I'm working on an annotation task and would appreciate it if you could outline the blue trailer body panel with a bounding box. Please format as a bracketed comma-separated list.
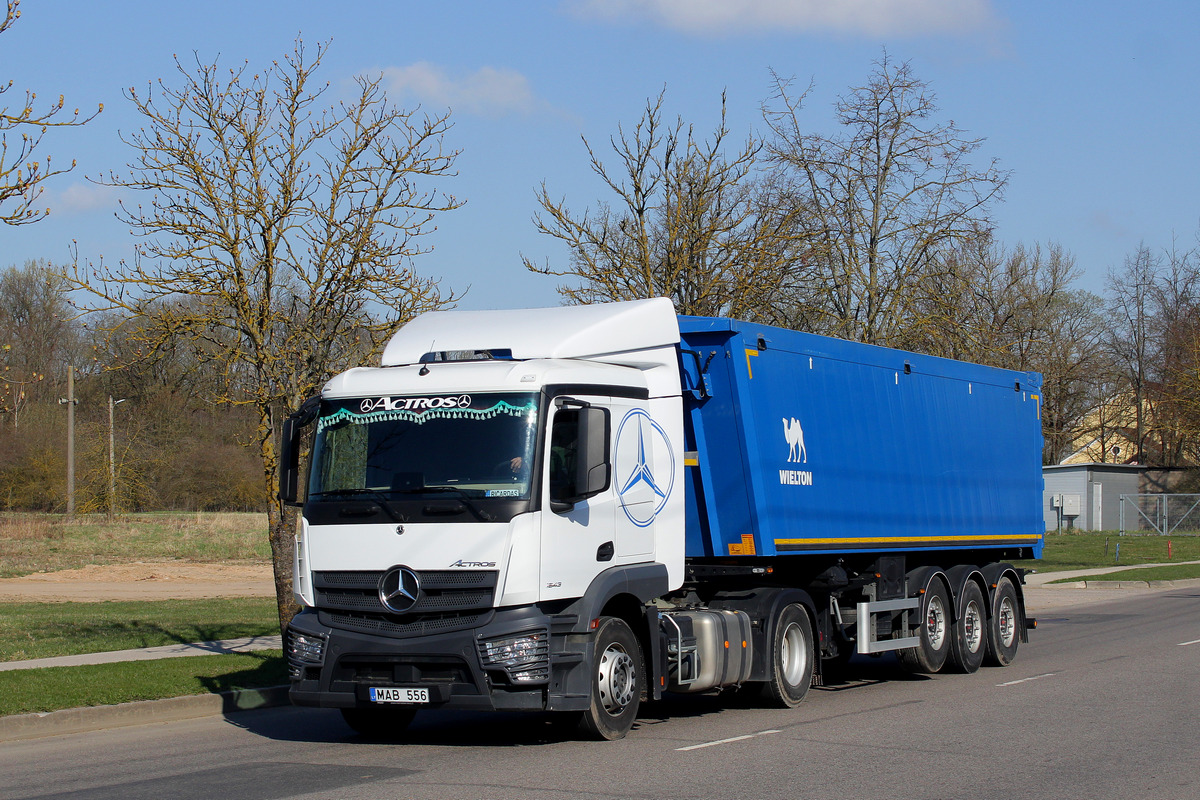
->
[677, 316, 1044, 561]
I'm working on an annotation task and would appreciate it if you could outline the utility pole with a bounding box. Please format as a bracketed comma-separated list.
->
[108, 395, 127, 520]
[58, 365, 77, 518]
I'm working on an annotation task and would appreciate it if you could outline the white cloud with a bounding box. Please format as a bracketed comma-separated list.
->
[381, 62, 539, 118]
[565, 0, 998, 37]
[54, 182, 118, 215]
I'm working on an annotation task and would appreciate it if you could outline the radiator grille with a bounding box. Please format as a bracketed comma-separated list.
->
[312, 569, 498, 639]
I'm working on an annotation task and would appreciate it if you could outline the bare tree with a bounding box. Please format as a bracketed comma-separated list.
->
[1106, 243, 1160, 464]
[1035, 290, 1111, 464]
[1101, 238, 1200, 467]
[0, 1, 101, 225]
[1165, 312, 1200, 466]
[909, 238, 1107, 464]
[1150, 240, 1200, 465]
[0, 0, 99, 418]
[763, 54, 1008, 345]
[523, 92, 814, 319]
[64, 39, 463, 630]
[912, 239, 1076, 363]
[0, 260, 81, 424]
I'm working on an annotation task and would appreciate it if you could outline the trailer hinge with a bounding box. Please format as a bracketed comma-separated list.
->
[681, 349, 715, 399]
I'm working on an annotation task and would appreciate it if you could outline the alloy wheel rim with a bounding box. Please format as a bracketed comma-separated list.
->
[597, 643, 635, 714]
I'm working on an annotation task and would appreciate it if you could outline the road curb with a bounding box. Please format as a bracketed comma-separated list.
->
[1040, 578, 1200, 590]
[1086, 578, 1200, 589]
[0, 685, 290, 742]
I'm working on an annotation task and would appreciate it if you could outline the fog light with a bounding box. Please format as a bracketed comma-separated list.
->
[287, 630, 326, 665]
[509, 666, 550, 682]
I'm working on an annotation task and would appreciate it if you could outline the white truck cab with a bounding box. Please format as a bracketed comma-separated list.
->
[283, 298, 688, 739]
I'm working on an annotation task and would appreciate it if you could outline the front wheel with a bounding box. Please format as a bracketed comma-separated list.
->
[577, 616, 642, 740]
[762, 603, 815, 708]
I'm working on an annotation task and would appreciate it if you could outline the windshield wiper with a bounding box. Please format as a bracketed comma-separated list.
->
[398, 485, 496, 522]
[310, 488, 404, 522]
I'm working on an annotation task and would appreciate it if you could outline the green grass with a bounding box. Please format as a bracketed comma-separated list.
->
[0, 513, 285, 718]
[0, 598, 280, 662]
[0, 651, 287, 717]
[1049, 563, 1200, 584]
[1019, 531, 1200, 572]
[0, 512, 270, 577]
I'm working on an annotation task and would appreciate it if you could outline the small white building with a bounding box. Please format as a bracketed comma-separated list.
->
[1042, 463, 1146, 532]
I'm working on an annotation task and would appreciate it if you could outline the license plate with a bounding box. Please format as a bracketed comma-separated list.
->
[369, 687, 429, 704]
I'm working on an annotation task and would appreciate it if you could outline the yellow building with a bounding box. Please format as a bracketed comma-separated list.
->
[1059, 388, 1188, 466]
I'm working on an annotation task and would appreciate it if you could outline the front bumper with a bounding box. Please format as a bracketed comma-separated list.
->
[286, 606, 593, 713]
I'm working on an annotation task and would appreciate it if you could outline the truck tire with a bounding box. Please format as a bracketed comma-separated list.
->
[577, 616, 642, 740]
[985, 576, 1021, 667]
[340, 706, 417, 739]
[762, 603, 815, 708]
[898, 578, 950, 674]
[947, 580, 987, 673]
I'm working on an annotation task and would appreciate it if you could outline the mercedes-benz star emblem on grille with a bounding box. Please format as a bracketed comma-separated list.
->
[378, 566, 421, 614]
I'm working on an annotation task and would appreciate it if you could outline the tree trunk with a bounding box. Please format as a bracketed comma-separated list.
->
[260, 407, 301, 634]
[266, 486, 301, 635]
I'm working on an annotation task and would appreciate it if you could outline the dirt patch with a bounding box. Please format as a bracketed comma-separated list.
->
[0, 562, 275, 603]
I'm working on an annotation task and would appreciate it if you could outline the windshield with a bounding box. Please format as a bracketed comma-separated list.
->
[308, 392, 540, 501]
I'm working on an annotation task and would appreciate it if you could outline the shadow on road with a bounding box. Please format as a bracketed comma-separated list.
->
[221, 654, 939, 747]
[225, 704, 602, 747]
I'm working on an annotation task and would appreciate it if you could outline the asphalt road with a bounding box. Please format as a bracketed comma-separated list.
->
[3, 587, 1199, 800]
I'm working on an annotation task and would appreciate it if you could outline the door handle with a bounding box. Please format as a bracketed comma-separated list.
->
[596, 541, 614, 562]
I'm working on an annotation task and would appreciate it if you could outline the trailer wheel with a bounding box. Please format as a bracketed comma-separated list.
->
[947, 580, 987, 673]
[762, 603, 815, 708]
[340, 706, 417, 739]
[577, 616, 642, 740]
[898, 579, 950, 674]
[985, 577, 1021, 667]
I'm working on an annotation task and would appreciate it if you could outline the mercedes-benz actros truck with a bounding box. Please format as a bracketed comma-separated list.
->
[280, 298, 1042, 740]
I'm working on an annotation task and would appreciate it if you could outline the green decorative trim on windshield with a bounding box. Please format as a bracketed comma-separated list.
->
[317, 400, 537, 433]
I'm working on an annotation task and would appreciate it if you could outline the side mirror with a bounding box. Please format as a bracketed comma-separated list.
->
[278, 416, 303, 506]
[548, 403, 610, 514]
[278, 396, 320, 506]
[575, 406, 610, 499]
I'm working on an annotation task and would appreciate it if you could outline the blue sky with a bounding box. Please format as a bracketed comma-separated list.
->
[2, 0, 1197, 311]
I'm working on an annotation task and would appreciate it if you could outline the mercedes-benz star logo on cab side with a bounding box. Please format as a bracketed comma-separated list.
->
[378, 566, 421, 614]
[613, 408, 675, 528]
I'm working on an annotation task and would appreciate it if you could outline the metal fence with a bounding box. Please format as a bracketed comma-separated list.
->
[1119, 494, 1200, 535]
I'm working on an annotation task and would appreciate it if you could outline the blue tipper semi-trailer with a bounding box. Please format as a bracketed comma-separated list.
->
[280, 297, 1044, 740]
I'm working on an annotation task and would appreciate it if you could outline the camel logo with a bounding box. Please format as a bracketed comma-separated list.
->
[614, 409, 675, 527]
[783, 417, 807, 463]
[780, 416, 813, 487]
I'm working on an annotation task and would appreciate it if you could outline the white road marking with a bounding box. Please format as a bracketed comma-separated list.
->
[997, 672, 1057, 687]
[1178, 639, 1200, 647]
[676, 729, 781, 751]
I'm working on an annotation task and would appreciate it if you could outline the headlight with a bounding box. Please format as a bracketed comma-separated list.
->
[477, 630, 550, 683]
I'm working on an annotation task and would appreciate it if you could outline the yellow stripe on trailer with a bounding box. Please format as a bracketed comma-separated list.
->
[774, 534, 1043, 547]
